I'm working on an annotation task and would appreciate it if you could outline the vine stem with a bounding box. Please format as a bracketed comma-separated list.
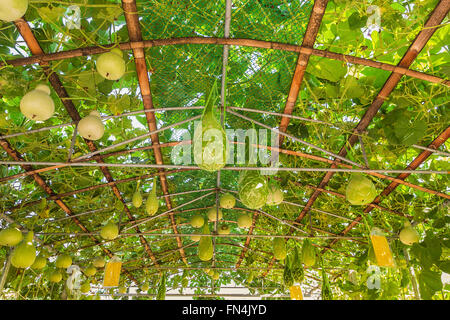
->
[16, 269, 26, 300]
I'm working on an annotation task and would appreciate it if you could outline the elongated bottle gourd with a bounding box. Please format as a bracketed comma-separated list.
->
[146, 177, 159, 216]
[273, 238, 287, 260]
[302, 239, 316, 267]
[132, 181, 143, 208]
[198, 223, 213, 261]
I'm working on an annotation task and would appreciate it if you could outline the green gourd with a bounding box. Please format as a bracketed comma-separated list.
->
[11, 232, 36, 269]
[198, 223, 213, 261]
[273, 238, 287, 260]
[146, 177, 159, 216]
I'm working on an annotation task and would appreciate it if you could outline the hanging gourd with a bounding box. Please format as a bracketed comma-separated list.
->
[31, 255, 47, 270]
[399, 221, 420, 245]
[217, 224, 230, 235]
[190, 214, 204, 228]
[132, 180, 143, 208]
[193, 81, 229, 172]
[238, 170, 269, 210]
[20, 84, 55, 121]
[283, 255, 294, 287]
[198, 223, 213, 261]
[302, 238, 316, 267]
[212, 270, 220, 280]
[49, 270, 63, 283]
[78, 111, 105, 141]
[291, 246, 304, 283]
[237, 213, 252, 228]
[320, 256, 333, 300]
[0, 226, 23, 247]
[84, 265, 97, 277]
[80, 281, 91, 294]
[345, 173, 377, 206]
[100, 222, 119, 240]
[219, 192, 235, 209]
[266, 182, 284, 206]
[145, 177, 159, 216]
[55, 254, 72, 269]
[10, 231, 36, 269]
[273, 238, 287, 260]
[0, 0, 28, 23]
[96, 48, 126, 80]
[92, 256, 106, 268]
[207, 206, 223, 222]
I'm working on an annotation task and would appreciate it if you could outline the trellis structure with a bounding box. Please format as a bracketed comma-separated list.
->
[0, 0, 449, 300]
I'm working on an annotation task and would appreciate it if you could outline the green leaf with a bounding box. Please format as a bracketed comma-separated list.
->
[390, 3, 406, 13]
[424, 235, 442, 263]
[410, 243, 433, 270]
[419, 270, 443, 292]
[437, 261, 450, 274]
[348, 12, 368, 30]
[306, 58, 348, 82]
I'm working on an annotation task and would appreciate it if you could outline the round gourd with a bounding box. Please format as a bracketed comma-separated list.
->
[219, 193, 235, 209]
[11, 232, 36, 269]
[0, 0, 28, 22]
[84, 265, 97, 277]
[266, 184, 284, 206]
[212, 271, 220, 280]
[190, 215, 204, 228]
[92, 256, 105, 268]
[100, 222, 119, 240]
[238, 171, 269, 210]
[237, 214, 252, 228]
[217, 224, 230, 235]
[80, 282, 90, 293]
[399, 223, 420, 246]
[20, 84, 55, 121]
[55, 254, 72, 269]
[96, 49, 126, 80]
[345, 174, 377, 206]
[31, 255, 47, 270]
[78, 111, 104, 141]
[0, 227, 23, 247]
[190, 234, 201, 242]
[207, 206, 223, 222]
[49, 271, 63, 283]
[141, 283, 149, 292]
